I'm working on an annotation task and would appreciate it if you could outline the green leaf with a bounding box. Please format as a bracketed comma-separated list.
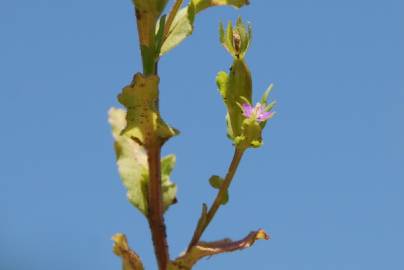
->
[109, 108, 149, 215]
[216, 71, 229, 98]
[208, 175, 229, 205]
[160, 0, 249, 56]
[159, 4, 195, 56]
[168, 229, 269, 270]
[208, 175, 223, 188]
[108, 108, 178, 216]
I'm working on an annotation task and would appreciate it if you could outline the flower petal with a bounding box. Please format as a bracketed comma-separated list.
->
[254, 103, 265, 116]
[242, 103, 253, 117]
[257, 111, 273, 122]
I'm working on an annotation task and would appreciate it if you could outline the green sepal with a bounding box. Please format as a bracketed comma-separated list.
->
[108, 108, 178, 216]
[219, 21, 235, 57]
[259, 85, 276, 130]
[238, 118, 263, 150]
[209, 175, 229, 205]
[236, 17, 252, 57]
[117, 73, 179, 146]
[159, 0, 249, 56]
[261, 84, 273, 105]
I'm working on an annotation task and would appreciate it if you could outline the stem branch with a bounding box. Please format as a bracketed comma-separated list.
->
[187, 148, 245, 250]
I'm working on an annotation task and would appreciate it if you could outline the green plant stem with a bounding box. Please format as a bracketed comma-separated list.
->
[132, 4, 169, 269]
[187, 147, 245, 251]
[146, 143, 169, 270]
[133, 6, 157, 75]
[144, 64, 169, 270]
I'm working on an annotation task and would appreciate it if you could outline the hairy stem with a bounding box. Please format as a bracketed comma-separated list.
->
[187, 148, 245, 250]
[146, 143, 169, 270]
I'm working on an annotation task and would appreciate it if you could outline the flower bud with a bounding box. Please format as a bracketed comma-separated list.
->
[220, 17, 252, 59]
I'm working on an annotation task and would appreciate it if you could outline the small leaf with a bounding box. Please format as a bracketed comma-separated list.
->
[108, 108, 178, 216]
[209, 175, 223, 189]
[168, 229, 269, 269]
[216, 71, 229, 99]
[112, 233, 144, 270]
[159, 4, 195, 56]
[208, 175, 228, 205]
[109, 108, 149, 215]
[239, 117, 263, 149]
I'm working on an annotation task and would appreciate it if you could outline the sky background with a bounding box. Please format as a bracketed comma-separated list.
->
[1, 0, 403, 269]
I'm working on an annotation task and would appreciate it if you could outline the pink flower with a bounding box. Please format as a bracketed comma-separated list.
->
[242, 103, 274, 122]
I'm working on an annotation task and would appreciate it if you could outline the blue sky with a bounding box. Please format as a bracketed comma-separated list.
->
[1, 1, 403, 269]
